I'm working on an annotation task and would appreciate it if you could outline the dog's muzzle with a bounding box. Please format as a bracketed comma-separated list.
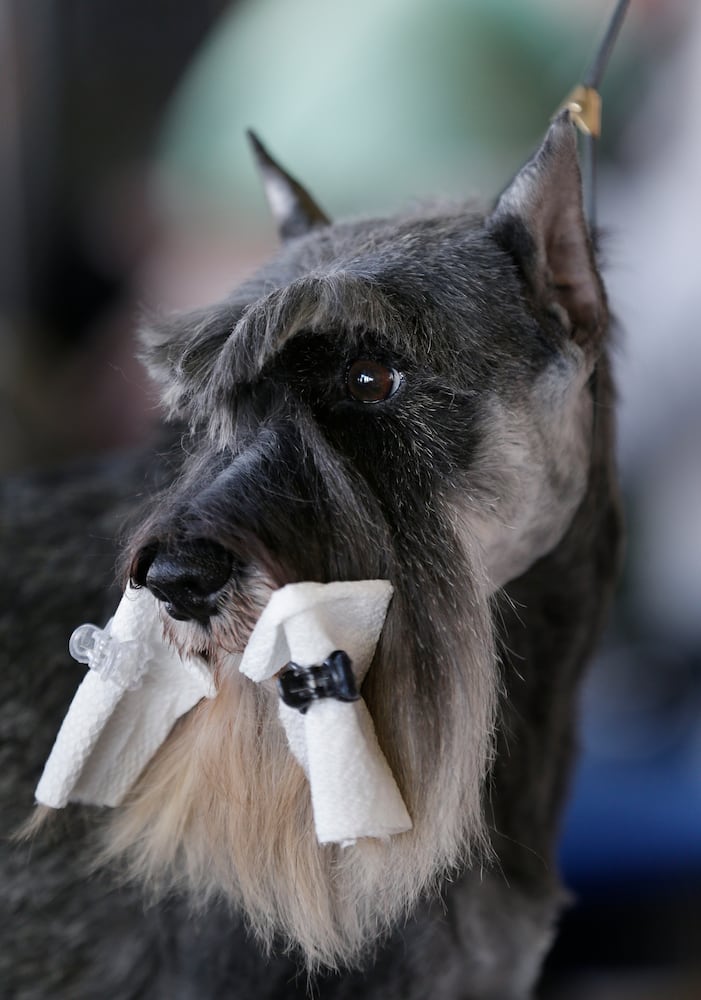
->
[138, 539, 234, 624]
[35, 580, 413, 845]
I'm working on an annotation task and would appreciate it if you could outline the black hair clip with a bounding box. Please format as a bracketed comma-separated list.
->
[277, 650, 360, 714]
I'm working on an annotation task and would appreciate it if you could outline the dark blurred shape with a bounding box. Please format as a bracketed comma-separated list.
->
[1, 0, 229, 344]
[0, 0, 230, 471]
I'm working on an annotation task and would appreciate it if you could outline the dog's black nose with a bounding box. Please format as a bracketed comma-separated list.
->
[143, 539, 233, 624]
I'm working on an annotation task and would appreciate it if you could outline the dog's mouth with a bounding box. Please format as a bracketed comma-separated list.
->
[154, 592, 221, 627]
[155, 560, 278, 676]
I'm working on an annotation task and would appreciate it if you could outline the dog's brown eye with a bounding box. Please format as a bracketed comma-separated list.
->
[346, 359, 402, 403]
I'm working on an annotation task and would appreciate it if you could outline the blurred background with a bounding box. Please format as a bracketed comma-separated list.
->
[1, 0, 700, 995]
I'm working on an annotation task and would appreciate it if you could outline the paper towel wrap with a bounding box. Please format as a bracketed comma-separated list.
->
[35, 585, 215, 808]
[239, 580, 412, 845]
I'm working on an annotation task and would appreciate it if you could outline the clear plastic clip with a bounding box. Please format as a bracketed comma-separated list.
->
[69, 623, 146, 690]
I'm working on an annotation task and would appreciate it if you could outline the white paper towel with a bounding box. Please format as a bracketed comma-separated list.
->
[35, 585, 215, 808]
[239, 580, 412, 845]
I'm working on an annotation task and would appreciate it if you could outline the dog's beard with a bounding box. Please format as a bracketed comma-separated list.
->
[100, 540, 497, 971]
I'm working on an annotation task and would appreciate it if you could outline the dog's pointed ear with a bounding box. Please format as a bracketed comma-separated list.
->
[247, 130, 331, 241]
[487, 111, 604, 341]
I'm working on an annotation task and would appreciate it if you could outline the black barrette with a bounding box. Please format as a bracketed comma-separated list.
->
[277, 650, 360, 714]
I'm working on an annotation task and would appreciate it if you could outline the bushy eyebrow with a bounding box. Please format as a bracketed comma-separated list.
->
[212, 272, 418, 391]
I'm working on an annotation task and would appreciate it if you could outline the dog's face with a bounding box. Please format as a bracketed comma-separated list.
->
[107, 115, 607, 969]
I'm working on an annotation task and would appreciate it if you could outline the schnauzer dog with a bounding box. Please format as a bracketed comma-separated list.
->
[1, 112, 621, 999]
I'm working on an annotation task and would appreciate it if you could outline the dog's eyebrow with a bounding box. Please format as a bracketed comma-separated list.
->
[218, 273, 409, 384]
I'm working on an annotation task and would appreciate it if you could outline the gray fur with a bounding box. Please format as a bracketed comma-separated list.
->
[0, 114, 622, 998]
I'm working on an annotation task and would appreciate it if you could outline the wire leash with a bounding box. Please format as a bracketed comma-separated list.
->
[557, 0, 632, 231]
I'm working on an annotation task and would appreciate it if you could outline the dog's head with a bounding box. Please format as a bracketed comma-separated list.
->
[108, 113, 607, 969]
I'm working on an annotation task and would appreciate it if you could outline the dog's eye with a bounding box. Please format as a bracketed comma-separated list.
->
[346, 359, 402, 403]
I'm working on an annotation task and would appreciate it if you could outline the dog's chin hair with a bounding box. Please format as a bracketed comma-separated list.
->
[15, 804, 55, 840]
[99, 555, 497, 972]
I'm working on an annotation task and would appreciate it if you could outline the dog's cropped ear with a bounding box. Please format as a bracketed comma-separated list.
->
[247, 130, 330, 241]
[487, 111, 604, 341]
